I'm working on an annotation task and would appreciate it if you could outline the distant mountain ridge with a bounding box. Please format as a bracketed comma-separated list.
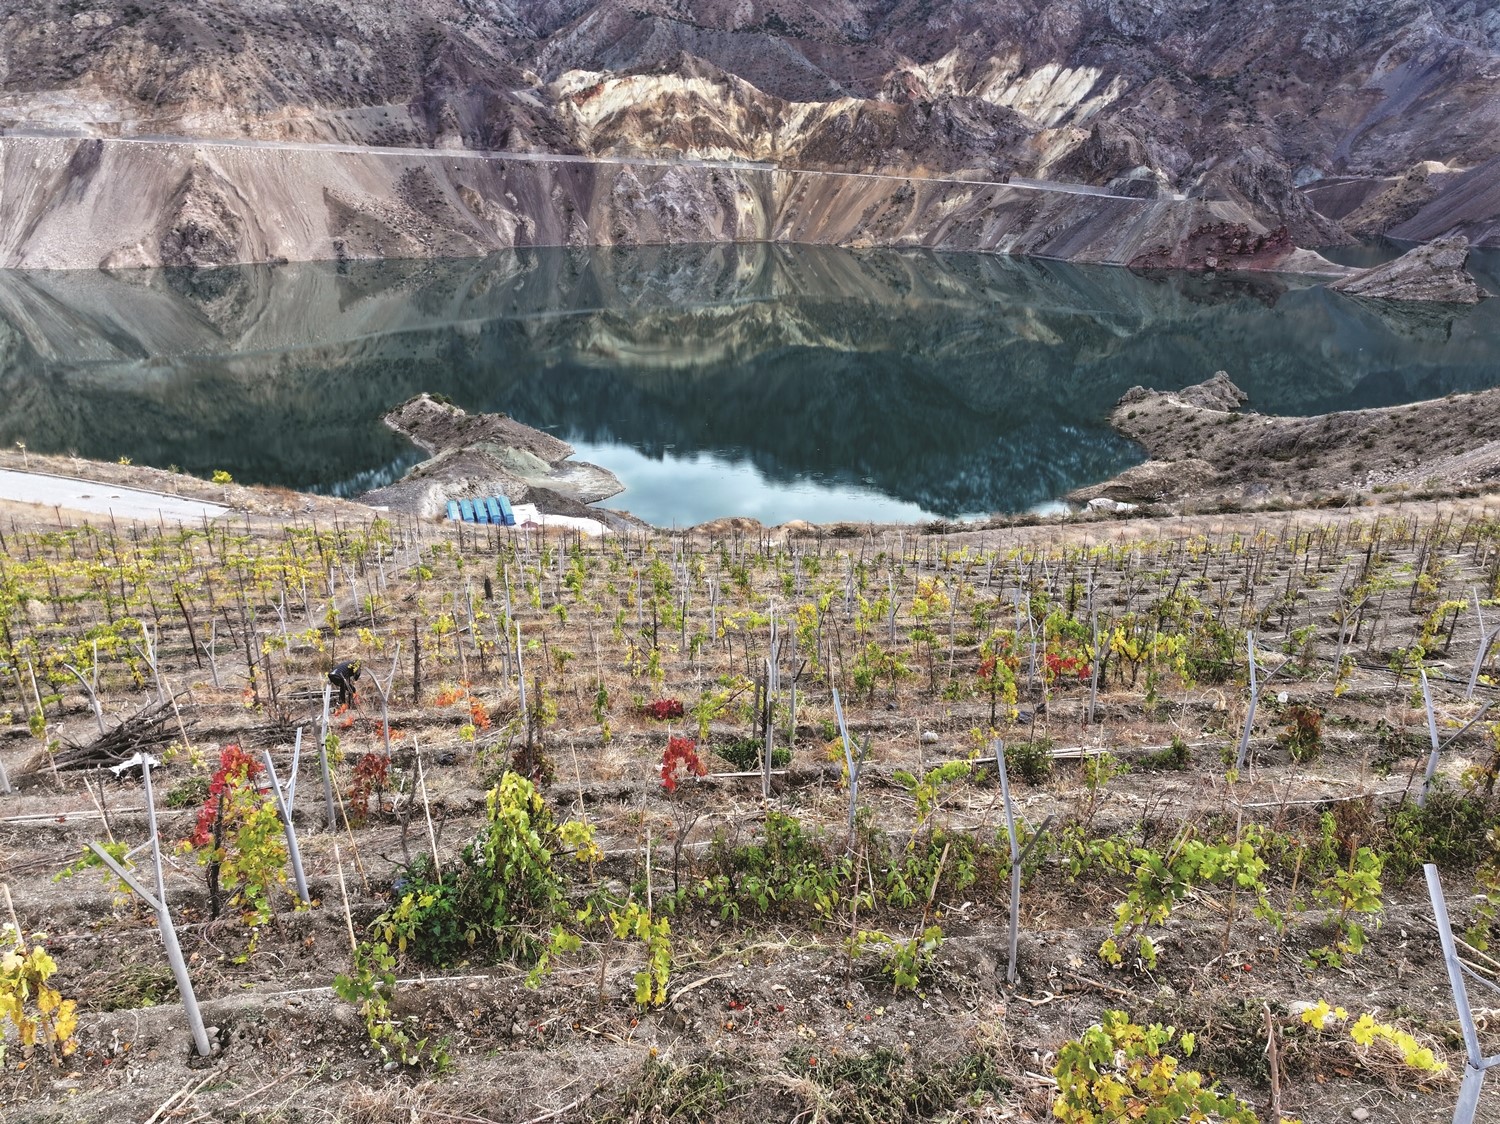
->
[1, 0, 1496, 266]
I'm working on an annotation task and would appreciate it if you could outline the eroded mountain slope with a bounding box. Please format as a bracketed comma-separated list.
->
[1, 0, 1497, 264]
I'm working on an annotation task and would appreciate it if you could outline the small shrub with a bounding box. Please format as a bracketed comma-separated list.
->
[333, 939, 449, 1070]
[164, 773, 210, 808]
[1369, 718, 1415, 772]
[1045, 651, 1092, 683]
[893, 761, 973, 831]
[182, 745, 289, 945]
[468, 696, 491, 730]
[1279, 703, 1322, 761]
[88, 963, 175, 1012]
[609, 901, 672, 1006]
[715, 736, 790, 771]
[887, 924, 944, 990]
[1306, 847, 1383, 968]
[1380, 790, 1492, 882]
[1140, 736, 1191, 771]
[787, 1046, 1010, 1122]
[1296, 1000, 1447, 1082]
[1184, 618, 1239, 684]
[695, 812, 849, 923]
[1006, 738, 1053, 784]
[347, 754, 389, 826]
[594, 1056, 733, 1122]
[1099, 832, 1271, 970]
[374, 772, 596, 968]
[1, 925, 79, 1067]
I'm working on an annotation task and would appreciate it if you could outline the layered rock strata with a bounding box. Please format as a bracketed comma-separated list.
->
[0, 133, 1346, 272]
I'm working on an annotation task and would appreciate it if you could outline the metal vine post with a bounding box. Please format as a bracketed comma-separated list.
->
[318, 685, 336, 831]
[1464, 612, 1500, 700]
[993, 739, 1052, 986]
[831, 687, 869, 854]
[762, 644, 779, 801]
[368, 641, 403, 760]
[1233, 630, 1292, 774]
[87, 756, 212, 1058]
[261, 731, 311, 905]
[1423, 864, 1500, 1122]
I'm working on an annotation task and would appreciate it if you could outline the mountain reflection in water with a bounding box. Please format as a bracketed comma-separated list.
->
[0, 244, 1496, 523]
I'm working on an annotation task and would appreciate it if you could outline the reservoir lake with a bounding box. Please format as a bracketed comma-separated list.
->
[1, 242, 1497, 526]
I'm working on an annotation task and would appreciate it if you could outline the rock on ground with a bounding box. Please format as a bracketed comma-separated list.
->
[1067, 458, 1220, 506]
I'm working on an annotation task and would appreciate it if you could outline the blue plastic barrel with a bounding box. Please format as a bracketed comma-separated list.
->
[459, 499, 477, 523]
[484, 497, 503, 524]
[497, 494, 516, 526]
[446, 500, 461, 521]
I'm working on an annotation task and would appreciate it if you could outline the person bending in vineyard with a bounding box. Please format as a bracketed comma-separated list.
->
[329, 659, 361, 706]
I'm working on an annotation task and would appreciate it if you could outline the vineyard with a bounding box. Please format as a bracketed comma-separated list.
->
[1, 496, 1498, 1123]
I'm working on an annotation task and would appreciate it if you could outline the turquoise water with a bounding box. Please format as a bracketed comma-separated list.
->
[0, 244, 1496, 524]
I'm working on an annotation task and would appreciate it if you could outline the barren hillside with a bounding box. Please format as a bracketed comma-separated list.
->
[1, 1, 1498, 265]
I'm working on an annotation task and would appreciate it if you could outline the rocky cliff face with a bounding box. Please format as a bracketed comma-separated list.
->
[1, 0, 1497, 266]
[1, 133, 1320, 270]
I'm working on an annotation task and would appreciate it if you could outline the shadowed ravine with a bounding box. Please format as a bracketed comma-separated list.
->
[1, 243, 1498, 523]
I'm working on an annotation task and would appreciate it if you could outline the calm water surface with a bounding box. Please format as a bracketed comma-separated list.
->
[0, 244, 1497, 525]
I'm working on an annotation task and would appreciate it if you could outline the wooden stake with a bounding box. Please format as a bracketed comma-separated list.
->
[1, 882, 21, 943]
[332, 782, 370, 894]
[334, 842, 358, 956]
[413, 737, 441, 874]
[1263, 1003, 1282, 1121]
[26, 659, 59, 786]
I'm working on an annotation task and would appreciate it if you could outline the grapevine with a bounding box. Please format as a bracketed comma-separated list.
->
[660, 734, 707, 793]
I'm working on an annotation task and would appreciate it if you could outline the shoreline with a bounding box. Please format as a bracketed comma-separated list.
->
[7, 374, 1500, 539]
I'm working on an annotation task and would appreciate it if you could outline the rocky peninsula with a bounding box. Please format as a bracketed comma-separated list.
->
[1072, 368, 1500, 515]
[360, 394, 646, 532]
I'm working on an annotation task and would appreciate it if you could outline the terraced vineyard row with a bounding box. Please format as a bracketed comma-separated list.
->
[1, 501, 1497, 1123]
